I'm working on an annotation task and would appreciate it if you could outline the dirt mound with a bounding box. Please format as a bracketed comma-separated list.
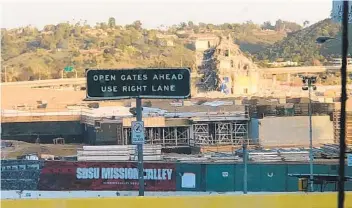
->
[1, 86, 85, 110]
[1, 140, 81, 159]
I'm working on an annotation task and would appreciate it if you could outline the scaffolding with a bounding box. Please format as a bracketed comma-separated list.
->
[192, 124, 210, 145]
[123, 126, 190, 147]
[191, 121, 249, 146]
[82, 111, 251, 148]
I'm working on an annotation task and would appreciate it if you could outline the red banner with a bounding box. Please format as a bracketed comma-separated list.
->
[38, 161, 176, 191]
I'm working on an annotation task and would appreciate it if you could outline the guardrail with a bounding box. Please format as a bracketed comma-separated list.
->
[0, 78, 86, 87]
[261, 65, 352, 74]
[1, 109, 85, 123]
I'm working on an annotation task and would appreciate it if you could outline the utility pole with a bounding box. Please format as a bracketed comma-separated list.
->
[338, 1, 348, 208]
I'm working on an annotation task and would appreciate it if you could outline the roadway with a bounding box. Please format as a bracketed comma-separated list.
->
[1, 66, 351, 88]
[0, 78, 86, 87]
[260, 65, 352, 74]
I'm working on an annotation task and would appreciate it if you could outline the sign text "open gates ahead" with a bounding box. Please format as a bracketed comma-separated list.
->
[86, 68, 191, 100]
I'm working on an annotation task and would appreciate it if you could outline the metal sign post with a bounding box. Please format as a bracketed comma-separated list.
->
[131, 100, 145, 196]
[243, 143, 248, 194]
[135, 98, 144, 196]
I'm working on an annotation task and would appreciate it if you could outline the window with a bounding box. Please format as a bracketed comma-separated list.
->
[225, 50, 229, 57]
[231, 60, 234, 67]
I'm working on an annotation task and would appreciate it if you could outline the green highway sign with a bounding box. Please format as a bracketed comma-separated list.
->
[64, 66, 74, 72]
[85, 68, 191, 100]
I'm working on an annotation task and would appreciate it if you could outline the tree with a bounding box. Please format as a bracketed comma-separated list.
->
[187, 21, 194, 28]
[100, 23, 108, 30]
[193, 26, 200, 33]
[303, 20, 310, 27]
[275, 19, 284, 31]
[178, 22, 187, 29]
[206, 24, 215, 30]
[262, 21, 275, 30]
[108, 17, 116, 28]
[73, 26, 82, 37]
[198, 22, 206, 29]
[132, 20, 142, 30]
[221, 23, 233, 30]
[1, 31, 11, 46]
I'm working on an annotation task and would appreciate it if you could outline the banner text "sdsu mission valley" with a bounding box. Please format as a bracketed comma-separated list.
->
[76, 167, 173, 180]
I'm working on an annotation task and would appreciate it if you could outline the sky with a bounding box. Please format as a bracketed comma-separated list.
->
[0, 0, 334, 30]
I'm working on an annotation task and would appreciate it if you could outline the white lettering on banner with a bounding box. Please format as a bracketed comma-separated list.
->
[153, 74, 183, 80]
[76, 168, 173, 180]
[152, 85, 176, 92]
[93, 75, 116, 81]
[122, 85, 147, 92]
[101, 86, 118, 92]
[76, 167, 100, 179]
[101, 168, 139, 179]
[121, 74, 148, 81]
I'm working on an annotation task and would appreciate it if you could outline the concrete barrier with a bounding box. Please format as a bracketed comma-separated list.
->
[2, 192, 352, 208]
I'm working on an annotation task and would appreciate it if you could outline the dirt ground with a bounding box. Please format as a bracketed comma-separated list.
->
[1, 140, 82, 159]
[1, 86, 86, 110]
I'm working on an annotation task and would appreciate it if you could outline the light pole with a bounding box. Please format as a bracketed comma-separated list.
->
[301, 75, 317, 192]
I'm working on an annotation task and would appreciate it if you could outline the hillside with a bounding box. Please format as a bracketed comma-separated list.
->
[1, 19, 303, 82]
[254, 19, 341, 66]
[1, 20, 196, 81]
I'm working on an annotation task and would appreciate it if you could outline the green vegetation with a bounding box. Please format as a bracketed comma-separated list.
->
[2, 18, 304, 81]
[3, 17, 347, 81]
[233, 20, 301, 54]
[254, 19, 341, 66]
[1, 18, 196, 81]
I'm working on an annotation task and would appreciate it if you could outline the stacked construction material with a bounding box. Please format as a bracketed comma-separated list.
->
[320, 144, 340, 159]
[77, 145, 162, 161]
[248, 151, 282, 162]
[236, 148, 311, 162]
[129, 145, 162, 161]
[163, 152, 240, 162]
[278, 150, 309, 162]
[333, 111, 352, 147]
